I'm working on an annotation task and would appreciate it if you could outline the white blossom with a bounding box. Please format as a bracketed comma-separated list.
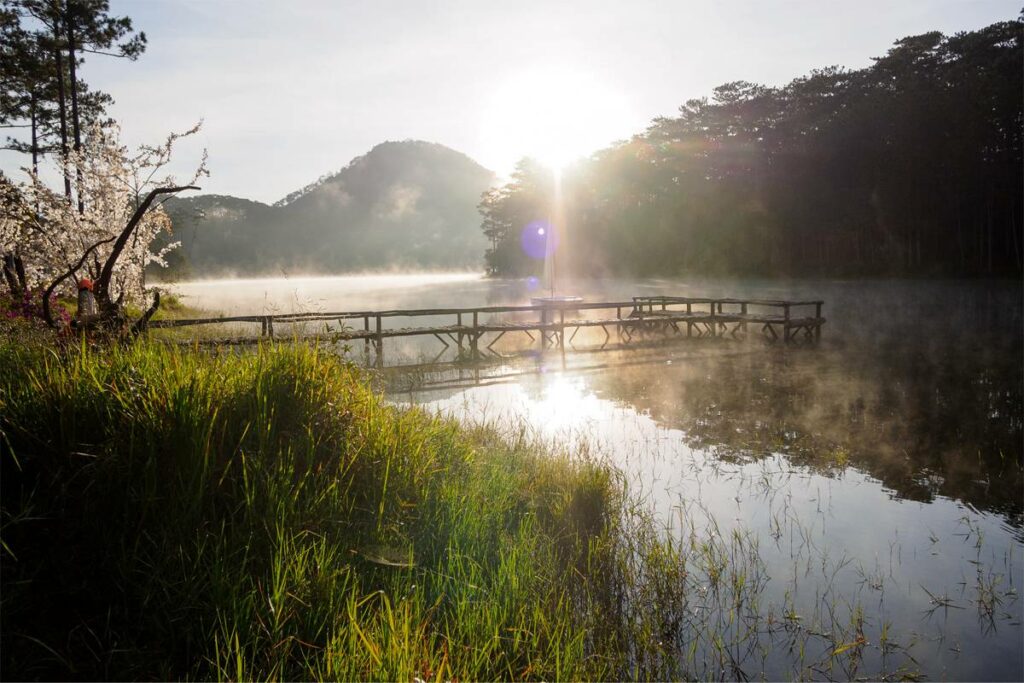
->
[1, 121, 206, 306]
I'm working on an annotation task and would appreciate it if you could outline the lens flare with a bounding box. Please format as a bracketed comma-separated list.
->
[520, 219, 558, 260]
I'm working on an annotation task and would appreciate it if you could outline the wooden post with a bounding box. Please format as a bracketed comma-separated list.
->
[538, 306, 546, 349]
[266, 317, 274, 339]
[457, 312, 464, 355]
[783, 304, 791, 344]
[741, 302, 748, 340]
[471, 311, 479, 359]
[261, 317, 268, 336]
[815, 302, 822, 343]
[559, 308, 565, 351]
[375, 315, 383, 367]
[363, 315, 370, 363]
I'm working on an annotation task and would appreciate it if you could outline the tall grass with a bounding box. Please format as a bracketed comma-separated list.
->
[0, 337, 672, 680]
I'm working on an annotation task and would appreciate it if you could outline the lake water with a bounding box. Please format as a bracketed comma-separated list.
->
[171, 273, 1023, 680]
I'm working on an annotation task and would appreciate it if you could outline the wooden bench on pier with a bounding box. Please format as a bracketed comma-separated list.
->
[629, 296, 825, 343]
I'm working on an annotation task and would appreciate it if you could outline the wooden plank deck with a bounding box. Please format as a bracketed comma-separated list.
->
[150, 294, 826, 365]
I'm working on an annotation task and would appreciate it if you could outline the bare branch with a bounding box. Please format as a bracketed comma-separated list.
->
[94, 185, 199, 305]
[80, 48, 131, 58]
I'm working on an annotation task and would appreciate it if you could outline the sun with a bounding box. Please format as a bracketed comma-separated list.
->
[479, 66, 634, 173]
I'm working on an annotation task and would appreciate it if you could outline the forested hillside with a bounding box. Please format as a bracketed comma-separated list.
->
[161, 140, 493, 277]
[481, 19, 1023, 278]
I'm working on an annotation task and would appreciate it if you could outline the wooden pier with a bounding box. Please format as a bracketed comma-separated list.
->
[150, 295, 825, 366]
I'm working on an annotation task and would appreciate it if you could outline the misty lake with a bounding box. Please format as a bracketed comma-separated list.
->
[170, 273, 1023, 680]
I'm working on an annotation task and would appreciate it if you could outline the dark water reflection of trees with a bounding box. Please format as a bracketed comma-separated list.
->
[592, 340, 1022, 526]
[574, 280, 1023, 528]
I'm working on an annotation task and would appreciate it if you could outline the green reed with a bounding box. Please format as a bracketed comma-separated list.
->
[0, 337, 670, 680]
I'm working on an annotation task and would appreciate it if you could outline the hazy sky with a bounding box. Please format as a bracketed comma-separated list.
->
[2, 0, 1019, 203]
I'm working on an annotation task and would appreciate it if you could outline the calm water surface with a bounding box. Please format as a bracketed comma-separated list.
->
[172, 274, 1023, 680]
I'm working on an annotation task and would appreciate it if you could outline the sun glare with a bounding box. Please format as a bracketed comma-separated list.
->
[530, 374, 605, 433]
[479, 66, 633, 173]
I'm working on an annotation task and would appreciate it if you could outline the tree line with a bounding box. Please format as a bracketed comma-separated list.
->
[481, 18, 1023, 279]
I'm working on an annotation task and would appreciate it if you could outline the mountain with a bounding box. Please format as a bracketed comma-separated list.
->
[161, 140, 495, 277]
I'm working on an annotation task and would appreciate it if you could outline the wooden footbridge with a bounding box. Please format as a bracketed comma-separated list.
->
[151, 295, 825, 366]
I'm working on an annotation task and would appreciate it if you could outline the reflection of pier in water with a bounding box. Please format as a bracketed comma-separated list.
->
[151, 295, 825, 366]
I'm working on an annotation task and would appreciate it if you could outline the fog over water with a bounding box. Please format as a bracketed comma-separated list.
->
[170, 272, 483, 313]
[170, 273, 1023, 680]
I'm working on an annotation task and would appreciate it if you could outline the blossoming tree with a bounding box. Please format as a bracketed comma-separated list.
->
[0, 121, 206, 332]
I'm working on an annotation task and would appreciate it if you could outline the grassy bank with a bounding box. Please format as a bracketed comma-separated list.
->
[0, 334, 679, 680]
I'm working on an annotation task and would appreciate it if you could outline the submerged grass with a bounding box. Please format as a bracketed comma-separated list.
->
[0, 335, 685, 680]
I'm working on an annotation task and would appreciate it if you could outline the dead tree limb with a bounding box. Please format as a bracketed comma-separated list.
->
[130, 290, 161, 337]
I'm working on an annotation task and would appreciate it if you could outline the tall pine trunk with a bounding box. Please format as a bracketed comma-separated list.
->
[65, 7, 84, 213]
[29, 91, 38, 175]
[51, 13, 71, 201]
